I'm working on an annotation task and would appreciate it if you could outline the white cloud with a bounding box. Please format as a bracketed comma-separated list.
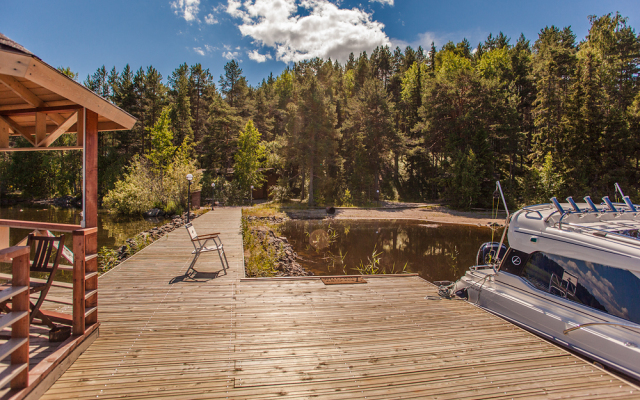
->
[370, 0, 394, 5]
[225, 0, 391, 64]
[223, 51, 240, 60]
[204, 13, 218, 24]
[247, 49, 272, 63]
[171, 0, 200, 22]
[193, 47, 206, 56]
[205, 44, 216, 52]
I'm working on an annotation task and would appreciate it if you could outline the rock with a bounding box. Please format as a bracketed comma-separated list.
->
[143, 208, 165, 218]
[247, 223, 312, 277]
[326, 206, 335, 215]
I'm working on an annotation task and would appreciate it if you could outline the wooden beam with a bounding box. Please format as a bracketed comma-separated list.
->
[0, 101, 78, 112]
[0, 74, 44, 107]
[0, 104, 83, 116]
[0, 115, 34, 146]
[0, 51, 31, 77]
[0, 246, 30, 263]
[25, 59, 136, 129]
[0, 219, 83, 233]
[0, 117, 9, 148]
[0, 74, 66, 125]
[0, 146, 83, 152]
[35, 112, 46, 145]
[8, 120, 128, 137]
[38, 111, 77, 147]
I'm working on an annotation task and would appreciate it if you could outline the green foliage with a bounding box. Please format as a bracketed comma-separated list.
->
[449, 149, 482, 208]
[538, 152, 564, 202]
[4, 13, 640, 212]
[104, 136, 201, 215]
[212, 176, 249, 205]
[102, 157, 156, 214]
[268, 183, 292, 203]
[437, 50, 473, 79]
[98, 246, 120, 273]
[241, 217, 279, 277]
[234, 120, 266, 190]
[146, 107, 177, 169]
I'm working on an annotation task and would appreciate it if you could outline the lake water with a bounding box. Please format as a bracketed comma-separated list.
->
[0, 205, 166, 250]
[281, 219, 505, 283]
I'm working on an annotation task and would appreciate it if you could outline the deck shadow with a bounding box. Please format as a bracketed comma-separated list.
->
[169, 270, 222, 284]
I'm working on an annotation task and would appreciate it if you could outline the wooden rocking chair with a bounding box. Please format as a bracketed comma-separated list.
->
[184, 223, 229, 278]
[0, 233, 65, 329]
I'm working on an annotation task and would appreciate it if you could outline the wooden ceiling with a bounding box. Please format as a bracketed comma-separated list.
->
[0, 39, 136, 151]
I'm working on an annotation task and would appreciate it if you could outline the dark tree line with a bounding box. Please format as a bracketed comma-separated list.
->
[2, 13, 639, 209]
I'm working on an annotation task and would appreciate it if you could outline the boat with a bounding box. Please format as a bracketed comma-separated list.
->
[445, 182, 640, 380]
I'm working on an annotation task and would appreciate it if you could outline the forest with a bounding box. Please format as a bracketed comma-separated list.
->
[1, 12, 639, 212]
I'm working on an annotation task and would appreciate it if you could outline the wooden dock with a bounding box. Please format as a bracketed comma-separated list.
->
[41, 208, 639, 399]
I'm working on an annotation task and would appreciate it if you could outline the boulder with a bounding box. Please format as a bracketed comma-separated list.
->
[143, 208, 165, 218]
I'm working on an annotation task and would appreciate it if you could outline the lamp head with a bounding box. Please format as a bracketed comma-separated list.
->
[211, 182, 215, 188]
[186, 174, 193, 181]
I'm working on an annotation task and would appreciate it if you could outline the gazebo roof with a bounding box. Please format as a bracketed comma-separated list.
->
[0, 32, 136, 150]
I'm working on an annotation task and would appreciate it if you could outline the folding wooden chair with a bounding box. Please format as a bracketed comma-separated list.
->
[0, 233, 65, 329]
[185, 223, 229, 277]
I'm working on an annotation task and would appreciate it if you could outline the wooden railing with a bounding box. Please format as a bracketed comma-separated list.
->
[0, 245, 30, 390]
[0, 220, 98, 337]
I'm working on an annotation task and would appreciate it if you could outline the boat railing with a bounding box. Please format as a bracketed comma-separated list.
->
[553, 220, 640, 248]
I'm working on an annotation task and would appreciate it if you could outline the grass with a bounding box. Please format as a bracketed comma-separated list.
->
[241, 209, 286, 277]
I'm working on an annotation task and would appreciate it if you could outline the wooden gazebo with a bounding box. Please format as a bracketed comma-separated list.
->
[0, 33, 135, 397]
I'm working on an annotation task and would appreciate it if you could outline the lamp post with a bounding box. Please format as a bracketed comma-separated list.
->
[250, 185, 254, 206]
[211, 182, 215, 211]
[186, 173, 193, 222]
[376, 189, 380, 208]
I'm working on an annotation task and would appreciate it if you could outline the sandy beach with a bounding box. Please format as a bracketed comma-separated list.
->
[273, 202, 508, 227]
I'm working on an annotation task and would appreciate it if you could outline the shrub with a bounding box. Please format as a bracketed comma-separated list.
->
[213, 177, 249, 206]
[241, 217, 279, 277]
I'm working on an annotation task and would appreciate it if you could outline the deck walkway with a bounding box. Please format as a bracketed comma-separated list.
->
[42, 208, 639, 399]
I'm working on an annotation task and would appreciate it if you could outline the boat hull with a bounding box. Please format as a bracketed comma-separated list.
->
[455, 267, 640, 381]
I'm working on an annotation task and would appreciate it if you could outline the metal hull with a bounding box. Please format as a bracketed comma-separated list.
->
[456, 267, 640, 381]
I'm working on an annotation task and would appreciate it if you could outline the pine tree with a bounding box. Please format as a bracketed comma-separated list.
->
[168, 63, 194, 146]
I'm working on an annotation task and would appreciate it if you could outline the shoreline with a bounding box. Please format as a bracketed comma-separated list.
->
[279, 205, 506, 227]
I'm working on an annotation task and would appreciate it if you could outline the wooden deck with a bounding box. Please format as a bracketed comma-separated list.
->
[42, 208, 639, 399]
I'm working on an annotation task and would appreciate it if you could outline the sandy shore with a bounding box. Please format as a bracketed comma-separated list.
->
[280, 203, 507, 227]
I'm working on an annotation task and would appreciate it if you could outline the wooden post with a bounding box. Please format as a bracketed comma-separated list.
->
[11, 251, 29, 389]
[72, 230, 85, 335]
[0, 226, 9, 250]
[85, 231, 98, 326]
[0, 117, 9, 148]
[84, 109, 98, 229]
[76, 107, 84, 147]
[35, 112, 46, 146]
[82, 109, 98, 329]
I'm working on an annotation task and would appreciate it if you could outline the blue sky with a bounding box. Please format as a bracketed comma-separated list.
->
[2, 0, 639, 86]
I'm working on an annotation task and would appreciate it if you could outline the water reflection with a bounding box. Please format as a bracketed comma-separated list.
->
[281, 219, 504, 283]
[0, 205, 166, 250]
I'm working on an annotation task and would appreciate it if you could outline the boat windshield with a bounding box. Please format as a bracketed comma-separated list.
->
[520, 252, 640, 325]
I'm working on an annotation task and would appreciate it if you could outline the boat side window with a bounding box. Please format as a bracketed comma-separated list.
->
[499, 248, 530, 276]
[521, 252, 640, 324]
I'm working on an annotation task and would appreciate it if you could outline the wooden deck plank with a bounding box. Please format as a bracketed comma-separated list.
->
[40, 208, 640, 399]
